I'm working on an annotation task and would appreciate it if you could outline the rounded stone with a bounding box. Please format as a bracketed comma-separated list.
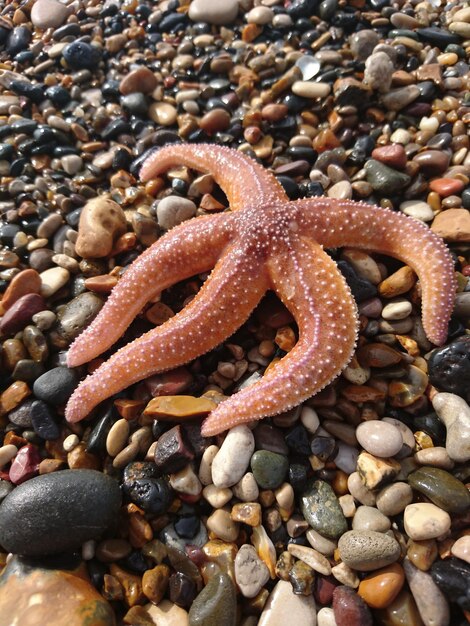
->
[156, 196, 197, 231]
[408, 466, 470, 513]
[0, 470, 121, 556]
[338, 530, 401, 571]
[188, 0, 238, 25]
[211, 425, 255, 489]
[188, 571, 236, 626]
[75, 196, 127, 259]
[430, 558, 470, 610]
[301, 479, 348, 540]
[30, 0, 70, 29]
[332, 585, 373, 626]
[356, 420, 403, 458]
[235, 544, 270, 598]
[352, 506, 391, 533]
[358, 563, 405, 609]
[250, 450, 288, 489]
[33, 367, 78, 405]
[428, 336, 470, 400]
[403, 503, 451, 540]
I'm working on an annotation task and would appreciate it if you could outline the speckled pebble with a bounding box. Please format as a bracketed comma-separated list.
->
[338, 530, 401, 572]
[404, 503, 451, 540]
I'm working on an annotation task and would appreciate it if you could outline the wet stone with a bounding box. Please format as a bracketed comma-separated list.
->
[30, 400, 60, 440]
[57, 292, 104, 343]
[0, 469, 121, 556]
[408, 466, 470, 513]
[62, 41, 102, 70]
[8, 444, 40, 485]
[250, 450, 288, 489]
[169, 571, 197, 608]
[428, 336, 470, 401]
[430, 557, 470, 610]
[301, 479, 347, 539]
[75, 196, 127, 259]
[404, 503, 451, 541]
[333, 585, 373, 626]
[188, 571, 236, 626]
[357, 563, 405, 609]
[0, 293, 47, 335]
[123, 464, 172, 515]
[403, 559, 450, 626]
[154, 425, 194, 474]
[258, 579, 316, 626]
[364, 160, 411, 196]
[0, 556, 115, 626]
[33, 367, 78, 405]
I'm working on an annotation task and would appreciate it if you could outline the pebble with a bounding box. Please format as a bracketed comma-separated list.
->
[156, 196, 197, 231]
[211, 426, 255, 489]
[188, 0, 239, 25]
[408, 466, 470, 513]
[399, 200, 435, 222]
[287, 543, 332, 576]
[428, 337, 470, 400]
[356, 452, 401, 490]
[39, 267, 70, 298]
[0, 293, 47, 335]
[30, 0, 69, 29]
[75, 196, 127, 258]
[0, 555, 114, 626]
[250, 450, 288, 489]
[338, 530, 401, 571]
[120, 67, 157, 95]
[430, 558, 470, 614]
[0, 469, 121, 555]
[451, 536, 470, 564]
[234, 544, 270, 598]
[414, 447, 454, 470]
[332, 585, 373, 626]
[57, 292, 104, 343]
[1, 268, 41, 310]
[258, 580, 317, 626]
[33, 367, 78, 405]
[206, 508, 239, 542]
[364, 52, 394, 93]
[301, 479, 347, 540]
[403, 503, 451, 540]
[404, 559, 450, 626]
[431, 209, 470, 242]
[292, 82, 331, 99]
[355, 420, 403, 458]
[357, 563, 405, 609]
[364, 160, 411, 195]
[432, 393, 470, 462]
[352, 506, 391, 533]
[375, 482, 413, 516]
[188, 571, 236, 626]
[146, 600, 189, 626]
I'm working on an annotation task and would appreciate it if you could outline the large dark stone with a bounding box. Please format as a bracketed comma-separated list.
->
[0, 470, 121, 556]
[428, 336, 470, 402]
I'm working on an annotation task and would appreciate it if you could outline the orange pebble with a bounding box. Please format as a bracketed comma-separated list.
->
[358, 562, 405, 609]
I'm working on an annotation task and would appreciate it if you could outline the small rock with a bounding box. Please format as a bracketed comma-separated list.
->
[31, 0, 70, 29]
[0, 469, 121, 555]
[364, 52, 394, 93]
[381, 85, 420, 111]
[364, 160, 410, 195]
[371, 144, 407, 170]
[39, 267, 70, 298]
[333, 585, 373, 626]
[188, 0, 238, 25]
[404, 559, 450, 626]
[154, 425, 194, 474]
[250, 450, 288, 489]
[300, 479, 347, 540]
[408, 466, 470, 513]
[188, 571, 236, 626]
[120, 67, 157, 95]
[235, 544, 270, 598]
[144, 395, 216, 420]
[356, 452, 401, 490]
[75, 196, 127, 258]
[338, 530, 401, 572]
[356, 420, 403, 458]
[292, 81, 331, 99]
[146, 600, 189, 626]
[432, 392, 470, 462]
[403, 503, 451, 540]
[211, 425, 255, 489]
[431, 208, 470, 242]
[451, 536, 470, 564]
[1, 269, 41, 310]
[376, 482, 413, 516]
[8, 444, 40, 485]
[352, 506, 391, 533]
[57, 292, 104, 343]
[258, 579, 317, 626]
[156, 196, 197, 230]
[358, 563, 405, 609]
[33, 367, 78, 405]
[0, 293, 47, 335]
[430, 558, 470, 613]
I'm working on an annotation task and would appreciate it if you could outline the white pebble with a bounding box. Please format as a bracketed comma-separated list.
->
[211, 425, 255, 488]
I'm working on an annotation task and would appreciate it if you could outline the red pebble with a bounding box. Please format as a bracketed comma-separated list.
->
[144, 366, 193, 397]
[371, 144, 407, 170]
[333, 586, 373, 626]
[429, 178, 465, 198]
[9, 444, 41, 485]
[314, 575, 340, 605]
[0, 293, 47, 335]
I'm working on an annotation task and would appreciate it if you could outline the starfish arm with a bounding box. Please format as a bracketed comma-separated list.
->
[65, 246, 270, 423]
[140, 143, 288, 208]
[201, 237, 358, 436]
[296, 198, 456, 345]
[67, 212, 233, 367]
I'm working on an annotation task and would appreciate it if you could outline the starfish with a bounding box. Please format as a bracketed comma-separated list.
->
[65, 144, 456, 436]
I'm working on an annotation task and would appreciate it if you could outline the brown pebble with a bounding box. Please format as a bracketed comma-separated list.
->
[412, 150, 450, 176]
[0, 294, 47, 336]
[83, 275, 119, 293]
[0, 381, 31, 415]
[357, 563, 405, 609]
[429, 178, 465, 197]
[406, 539, 438, 571]
[333, 585, 373, 626]
[261, 103, 288, 122]
[67, 443, 100, 470]
[431, 208, 470, 242]
[357, 343, 403, 368]
[378, 266, 416, 298]
[142, 564, 170, 604]
[119, 67, 157, 95]
[371, 145, 407, 170]
[199, 108, 231, 135]
[1, 269, 41, 311]
[375, 589, 425, 626]
[75, 197, 127, 258]
[109, 564, 145, 607]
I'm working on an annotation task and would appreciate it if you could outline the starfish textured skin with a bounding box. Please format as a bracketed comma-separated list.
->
[65, 144, 456, 436]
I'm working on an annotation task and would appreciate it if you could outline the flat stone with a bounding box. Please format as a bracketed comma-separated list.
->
[156, 196, 197, 230]
[352, 506, 391, 533]
[0, 556, 114, 626]
[144, 396, 217, 420]
[0, 293, 47, 335]
[0, 469, 121, 556]
[146, 600, 189, 626]
[33, 367, 78, 405]
[356, 420, 403, 458]
[403, 503, 451, 540]
[408, 466, 470, 513]
[31, 0, 70, 29]
[300, 479, 347, 540]
[188, 0, 238, 25]
[258, 580, 317, 626]
[381, 85, 420, 111]
[364, 160, 411, 195]
[1, 269, 41, 310]
[250, 450, 288, 489]
[404, 559, 450, 626]
[332, 585, 373, 626]
[234, 544, 270, 598]
[211, 425, 254, 489]
[119, 67, 157, 95]
[338, 530, 401, 572]
[431, 209, 470, 242]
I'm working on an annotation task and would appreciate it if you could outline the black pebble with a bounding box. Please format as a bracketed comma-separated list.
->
[174, 515, 200, 539]
[0, 470, 121, 556]
[428, 336, 470, 401]
[337, 259, 377, 302]
[30, 400, 60, 440]
[430, 558, 470, 610]
[6, 26, 32, 56]
[62, 41, 102, 70]
[33, 367, 79, 405]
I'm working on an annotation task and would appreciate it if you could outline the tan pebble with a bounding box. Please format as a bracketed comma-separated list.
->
[169, 464, 201, 495]
[145, 600, 189, 626]
[341, 249, 382, 285]
[356, 451, 401, 490]
[404, 559, 450, 626]
[39, 267, 69, 298]
[287, 543, 332, 576]
[431, 208, 470, 242]
[404, 503, 451, 540]
[206, 508, 239, 542]
[246, 6, 273, 24]
[198, 444, 219, 485]
[232, 472, 260, 502]
[0, 444, 17, 468]
[231, 502, 261, 527]
[120, 67, 157, 95]
[148, 102, 177, 126]
[1, 269, 41, 310]
[376, 482, 413, 516]
[414, 446, 454, 469]
[67, 443, 100, 470]
[338, 530, 401, 572]
[356, 420, 403, 458]
[381, 299, 412, 320]
[106, 418, 130, 457]
[199, 108, 231, 136]
[352, 505, 391, 532]
[144, 395, 216, 420]
[63, 434, 79, 452]
[142, 564, 170, 604]
[451, 536, 470, 564]
[202, 483, 232, 508]
[347, 471, 377, 506]
[112, 441, 139, 469]
[258, 580, 316, 625]
[331, 562, 360, 587]
[338, 494, 356, 518]
[274, 482, 294, 510]
[75, 196, 127, 258]
[327, 180, 352, 199]
[292, 81, 331, 98]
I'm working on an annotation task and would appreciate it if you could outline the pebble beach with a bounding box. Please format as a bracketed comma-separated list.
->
[0, 0, 469, 625]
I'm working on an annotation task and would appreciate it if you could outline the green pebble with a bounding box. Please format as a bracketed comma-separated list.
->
[408, 466, 470, 514]
[250, 450, 288, 489]
[364, 159, 411, 196]
[189, 572, 236, 626]
[301, 479, 348, 540]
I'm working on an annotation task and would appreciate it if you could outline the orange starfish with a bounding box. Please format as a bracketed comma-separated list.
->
[65, 144, 456, 436]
